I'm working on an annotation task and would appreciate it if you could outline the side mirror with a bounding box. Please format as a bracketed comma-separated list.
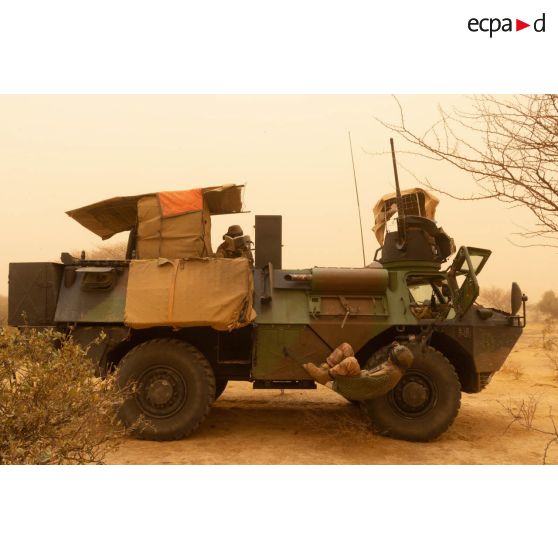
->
[511, 282, 523, 315]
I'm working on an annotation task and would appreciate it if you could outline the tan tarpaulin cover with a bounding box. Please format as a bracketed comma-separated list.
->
[372, 187, 439, 245]
[124, 258, 256, 331]
[67, 194, 143, 240]
[66, 184, 244, 239]
[158, 189, 204, 217]
[136, 195, 213, 259]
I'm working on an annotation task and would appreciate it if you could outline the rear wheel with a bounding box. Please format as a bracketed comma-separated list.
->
[117, 338, 215, 441]
[360, 344, 461, 442]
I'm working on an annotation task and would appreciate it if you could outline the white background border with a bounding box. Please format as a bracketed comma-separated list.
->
[1, 1, 557, 556]
[0, 1, 556, 92]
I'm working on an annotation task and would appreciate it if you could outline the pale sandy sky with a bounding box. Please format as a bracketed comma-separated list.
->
[0, 95, 551, 302]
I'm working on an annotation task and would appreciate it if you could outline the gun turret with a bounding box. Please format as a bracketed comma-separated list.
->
[373, 140, 456, 268]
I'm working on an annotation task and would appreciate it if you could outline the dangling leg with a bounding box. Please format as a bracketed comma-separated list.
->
[326, 342, 355, 367]
[304, 343, 358, 386]
[303, 362, 332, 385]
[329, 356, 361, 377]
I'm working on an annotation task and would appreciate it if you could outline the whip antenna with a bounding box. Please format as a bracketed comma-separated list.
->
[390, 137, 406, 249]
[348, 131, 366, 267]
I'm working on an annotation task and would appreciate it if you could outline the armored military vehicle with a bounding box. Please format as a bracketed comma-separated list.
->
[8, 166, 527, 442]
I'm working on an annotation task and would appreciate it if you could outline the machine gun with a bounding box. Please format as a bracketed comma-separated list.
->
[376, 139, 455, 267]
[390, 137, 407, 251]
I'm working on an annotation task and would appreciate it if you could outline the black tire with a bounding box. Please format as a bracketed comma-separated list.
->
[214, 378, 228, 401]
[117, 338, 215, 441]
[360, 344, 461, 442]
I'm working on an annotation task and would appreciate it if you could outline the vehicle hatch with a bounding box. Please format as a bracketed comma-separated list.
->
[446, 246, 491, 318]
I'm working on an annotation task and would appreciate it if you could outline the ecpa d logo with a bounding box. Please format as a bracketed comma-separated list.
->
[468, 13, 546, 37]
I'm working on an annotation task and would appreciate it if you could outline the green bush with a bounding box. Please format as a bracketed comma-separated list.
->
[0, 327, 127, 464]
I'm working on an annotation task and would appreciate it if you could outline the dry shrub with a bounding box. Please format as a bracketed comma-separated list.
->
[541, 318, 558, 380]
[0, 295, 7, 327]
[501, 361, 524, 381]
[538, 291, 558, 319]
[72, 240, 128, 261]
[500, 395, 558, 464]
[502, 395, 540, 430]
[0, 327, 127, 464]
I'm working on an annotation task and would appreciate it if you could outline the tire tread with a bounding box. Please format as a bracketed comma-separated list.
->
[118, 338, 215, 441]
[362, 345, 461, 442]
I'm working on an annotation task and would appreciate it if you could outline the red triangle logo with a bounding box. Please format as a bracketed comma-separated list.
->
[516, 19, 530, 31]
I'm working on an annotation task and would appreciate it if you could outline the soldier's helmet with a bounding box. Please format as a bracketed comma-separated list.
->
[224, 225, 244, 239]
[388, 343, 414, 370]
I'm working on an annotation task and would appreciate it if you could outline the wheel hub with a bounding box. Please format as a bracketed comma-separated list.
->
[146, 378, 174, 406]
[391, 371, 436, 417]
[137, 366, 187, 418]
[401, 381, 429, 408]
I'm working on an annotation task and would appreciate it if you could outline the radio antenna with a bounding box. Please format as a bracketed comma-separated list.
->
[390, 137, 406, 249]
[348, 131, 366, 267]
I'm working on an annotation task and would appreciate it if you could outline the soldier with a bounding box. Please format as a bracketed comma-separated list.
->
[303, 342, 414, 401]
[215, 225, 253, 265]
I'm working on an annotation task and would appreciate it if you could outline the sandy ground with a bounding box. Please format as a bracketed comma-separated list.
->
[107, 322, 558, 464]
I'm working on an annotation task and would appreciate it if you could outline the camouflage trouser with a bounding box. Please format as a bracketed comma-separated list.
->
[325, 342, 361, 376]
[324, 343, 404, 401]
[331, 362, 404, 401]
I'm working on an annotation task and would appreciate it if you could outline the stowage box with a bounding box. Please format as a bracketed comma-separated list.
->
[8, 262, 63, 326]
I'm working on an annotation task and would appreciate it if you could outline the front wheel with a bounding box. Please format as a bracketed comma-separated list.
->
[360, 345, 461, 442]
[117, 338, 215, 441]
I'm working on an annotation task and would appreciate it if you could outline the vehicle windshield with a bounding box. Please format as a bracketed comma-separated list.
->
[407, 274, 454, 320]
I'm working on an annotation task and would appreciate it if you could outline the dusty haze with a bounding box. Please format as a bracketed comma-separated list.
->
[0, 95, 551, 301]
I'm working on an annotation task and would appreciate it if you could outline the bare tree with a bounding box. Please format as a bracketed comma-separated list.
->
[379, 95, 558, 247]
[72, 240, 128, 260]
[538, 290, 558, 318]
[478, 286, 510, 312]
[88, 241, 128, 260]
